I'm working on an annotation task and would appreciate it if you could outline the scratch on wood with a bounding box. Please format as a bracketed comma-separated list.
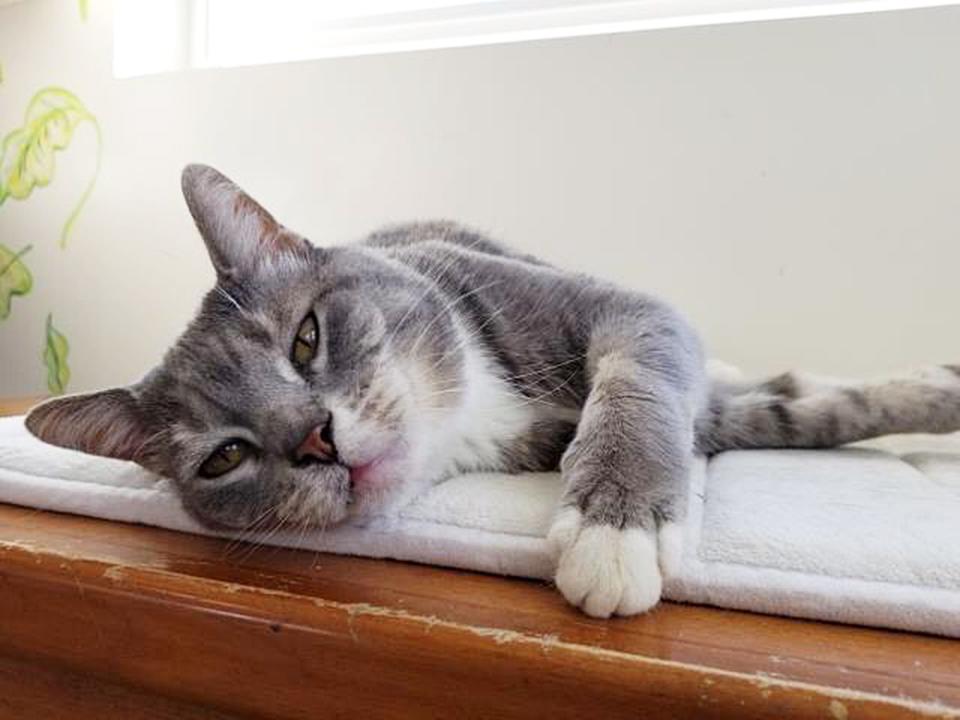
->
[306, 597, 959, 717]
[830, 699, 849, 720]
[328, 600, 562, 652]
[6, 541, 958, 719]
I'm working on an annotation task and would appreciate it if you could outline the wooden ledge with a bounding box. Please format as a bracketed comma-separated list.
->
[1, 398, 958, 719]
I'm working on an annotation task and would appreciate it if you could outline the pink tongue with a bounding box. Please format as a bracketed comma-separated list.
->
[348, 444, 400, 489]
[349, 462, 376, 488]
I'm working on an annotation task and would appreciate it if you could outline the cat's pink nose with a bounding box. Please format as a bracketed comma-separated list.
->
[295, 420, 336, 463]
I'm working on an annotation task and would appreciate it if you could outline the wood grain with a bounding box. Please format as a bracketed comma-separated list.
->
[0, 396, 43, 416]
[0, 396, 957, 718]
[0, 652, 241, 720]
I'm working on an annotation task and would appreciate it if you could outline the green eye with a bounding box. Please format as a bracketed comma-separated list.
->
[291, 312, 319, 368]
[199, 440, 251, 478]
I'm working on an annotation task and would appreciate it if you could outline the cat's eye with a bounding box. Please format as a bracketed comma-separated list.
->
[291, 312, 319, 369]
[198, 440, 252, 478]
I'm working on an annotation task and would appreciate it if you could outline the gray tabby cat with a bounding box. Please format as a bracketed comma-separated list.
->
[26, 165, 960, 617]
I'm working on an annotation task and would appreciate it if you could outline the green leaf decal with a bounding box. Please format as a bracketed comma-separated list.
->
[0, 243, 32, 319]
[43, 314, 71, 395]
[0, 87, 102, 247]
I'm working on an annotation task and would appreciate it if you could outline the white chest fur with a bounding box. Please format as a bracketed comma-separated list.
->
[427, 339, 539, 479]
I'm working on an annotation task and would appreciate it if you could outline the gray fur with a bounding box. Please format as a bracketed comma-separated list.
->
[24, 165, 960, 616]
[696, 368, 960, 454]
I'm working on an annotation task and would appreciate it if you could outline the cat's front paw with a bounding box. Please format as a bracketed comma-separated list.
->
[547, 507, 662, 618]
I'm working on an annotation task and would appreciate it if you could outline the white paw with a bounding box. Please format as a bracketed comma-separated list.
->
[656, 521, 684, 578]
[547, 508, 662, 618]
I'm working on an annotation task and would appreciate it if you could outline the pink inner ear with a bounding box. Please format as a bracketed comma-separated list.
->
[233, 193, 278, 237]
[264, 228, 309, 256]
[25, 391, 152, 464]
[85, 417, 150, 460]
[229, 185, 309, 262]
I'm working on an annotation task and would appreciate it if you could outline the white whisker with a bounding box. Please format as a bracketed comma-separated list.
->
[216, 285, 245, 313]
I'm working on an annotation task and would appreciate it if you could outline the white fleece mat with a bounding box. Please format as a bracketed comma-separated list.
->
[1, 414, 959, 637]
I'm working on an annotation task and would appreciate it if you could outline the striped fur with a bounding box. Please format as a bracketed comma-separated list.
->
[697, 367, 960, 454]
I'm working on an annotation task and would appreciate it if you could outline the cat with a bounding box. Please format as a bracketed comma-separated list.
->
[25, 165, 960, 618]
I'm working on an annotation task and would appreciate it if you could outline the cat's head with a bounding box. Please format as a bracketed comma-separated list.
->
[26, 165, 463, 532]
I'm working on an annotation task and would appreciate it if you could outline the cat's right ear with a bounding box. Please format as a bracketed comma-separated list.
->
[25, 388, 155, 465]
[180, 164, 312, 281]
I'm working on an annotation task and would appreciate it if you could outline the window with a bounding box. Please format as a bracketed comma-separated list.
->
[114, 0, 960, 78]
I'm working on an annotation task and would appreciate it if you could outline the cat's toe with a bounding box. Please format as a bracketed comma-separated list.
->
[546, 505, 582, 559]
[613, 529, 663, 616]
[549, 509, 662, 618]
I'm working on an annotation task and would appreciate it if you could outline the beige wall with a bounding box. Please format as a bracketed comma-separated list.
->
[1, 0, 959, 397]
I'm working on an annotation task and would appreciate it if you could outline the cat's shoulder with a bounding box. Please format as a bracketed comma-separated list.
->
[360, 220, 549, 267]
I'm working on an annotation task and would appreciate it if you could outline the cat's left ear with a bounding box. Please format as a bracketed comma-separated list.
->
[25, 389, 157, 465]
[180, 164, 312, 281]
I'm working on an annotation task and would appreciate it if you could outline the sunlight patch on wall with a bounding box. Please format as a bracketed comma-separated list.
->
[113, 0, 960, 78]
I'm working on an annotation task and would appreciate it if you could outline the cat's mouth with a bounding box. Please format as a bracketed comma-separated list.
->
[347, 441, 405, 492]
